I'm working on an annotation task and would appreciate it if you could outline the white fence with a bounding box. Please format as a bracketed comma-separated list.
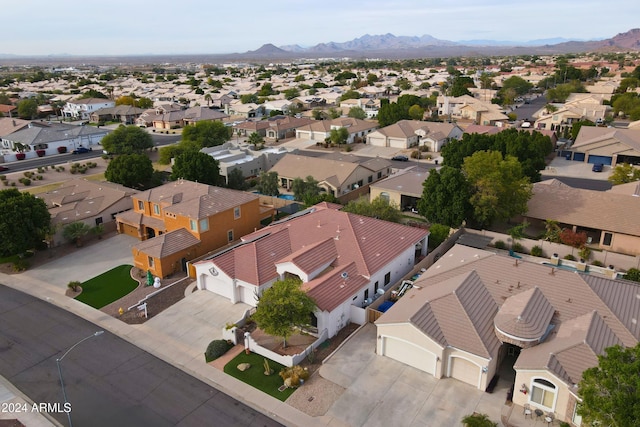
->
[244, 328, 329, 367]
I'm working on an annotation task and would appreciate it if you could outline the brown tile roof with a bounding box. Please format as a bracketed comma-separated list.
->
[573, 127, 640, 153]
[134, 228, 200, 258]
[269, 154, 361, 187]
[494, 287, 555, 342]
[371, 167, 430, 197]
[374, 120, 458, 139]
[279, 237, 338, 275]
[0, 117, 31, 137]
[197, 203, 428, 311]
[527, 179, 640, 237]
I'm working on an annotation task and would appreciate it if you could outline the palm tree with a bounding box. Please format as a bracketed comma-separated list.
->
[62, 221, 92, 247]
[204, 93, 212, 107]
[461, 413, 497, 427]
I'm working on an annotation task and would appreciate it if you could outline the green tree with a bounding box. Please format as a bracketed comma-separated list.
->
[101, 125, 153, 154]
[291, 176, 321, 203]
[283, 88, 300, 100]
[463, 151, 532, 227]
[171, 151, 222, 186]
[226, 168, 249, 190]
[0, 189, 51, 257]
[342, 196, 401, 223]
[507, 220, 529, 250]
[256, 171, 279, 196]
[252, 278, 316, 348]
[181, 120, 231, 149]
[571, 120, 595, 140]
[608, 163, 640, 185]
[461, 413, 497, 427]
[623, 268, 640, 282]
[408, 104, 425, 121]
[62, 221, 92, 247]
[427, 223, 451, 250]
[500, 75, 533, 96]
[418, 166, 473, 227]
[105, 153, 155, 189]
[240, 94, 258, 104]
[578, 343, 640, 427]
[329, 127, 349, 145]
[339, 89, 361, 102]
[17, 98, 38, 119]
[158, 144, 184, 165]
[247, 132, 264, 147]
[348, 106, 367, 120]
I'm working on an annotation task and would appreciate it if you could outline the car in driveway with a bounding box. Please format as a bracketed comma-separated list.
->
[0, 165, 8, 172]
[592, 163, 604, 172]
[71, 147, 91, 154]
[391, 155, 409, 161]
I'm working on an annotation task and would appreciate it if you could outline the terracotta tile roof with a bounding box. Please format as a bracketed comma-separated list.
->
[527, 179, 640, 237]
[279, 237, 338, 275]
[134, 228, 200, 258]
[303, 262, 369, 312]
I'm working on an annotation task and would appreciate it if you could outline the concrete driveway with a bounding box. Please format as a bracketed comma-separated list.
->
[320, 324, 505, 427]
[20, 233, 138, 290]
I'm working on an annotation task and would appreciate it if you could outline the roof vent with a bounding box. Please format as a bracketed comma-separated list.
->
[341, 271, 348, 279]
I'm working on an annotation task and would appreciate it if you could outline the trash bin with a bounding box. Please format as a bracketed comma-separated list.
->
[435, 160, 439, 165]
[565, 153, 571, 160]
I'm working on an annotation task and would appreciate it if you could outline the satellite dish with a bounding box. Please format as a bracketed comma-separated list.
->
[209, 267, 218, 276]
[376, 288, 385, 296]
[341, 271, 348, 279]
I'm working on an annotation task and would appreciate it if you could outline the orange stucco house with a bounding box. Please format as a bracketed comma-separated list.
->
[116, 179, 270, 278]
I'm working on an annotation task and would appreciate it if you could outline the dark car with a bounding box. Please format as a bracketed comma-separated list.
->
[71, 147, 91, 154]
[391, 155, 409, 162]
[592, 163, 604, 172]
[0, 165, 8, 172]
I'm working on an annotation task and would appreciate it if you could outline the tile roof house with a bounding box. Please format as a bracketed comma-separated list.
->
[295, 117, 379, 144]
[521, 179, 640, 256]
[369, 166, 430, 211]
[366, 120, 463, 151]
[37, 178, 138, 246]
[115, 180, 270, 278]
[61, 98, 116, 121]
[569, 126, 640, 166]
[376, 243, 638, 425]
[89, 105, 146, 125]
[151, 106, 229, 129]
[195, 202, 429, 338]
[534, 98, 610, 135]
[201, 142, 289, 183]
[269, 153, 392, 197]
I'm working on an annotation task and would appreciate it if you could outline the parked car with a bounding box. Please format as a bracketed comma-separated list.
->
[0, 165, 8, 172]
[391, 155, 409, 162]
[71, 147, 91, 154]
[592, 163, 604, 172]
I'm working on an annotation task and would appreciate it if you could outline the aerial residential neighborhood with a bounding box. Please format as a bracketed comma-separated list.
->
[1, 8, 640, 426]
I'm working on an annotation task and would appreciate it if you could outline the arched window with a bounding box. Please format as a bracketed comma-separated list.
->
[530, 378, 557, 409]
[380, 192, 390, 203]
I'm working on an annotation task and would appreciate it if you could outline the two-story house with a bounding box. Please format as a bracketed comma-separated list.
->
[115, 180, 269, 278]
[62, 98, 116, 121]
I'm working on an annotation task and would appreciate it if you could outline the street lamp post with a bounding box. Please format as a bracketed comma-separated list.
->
[56, 330, 104, 427]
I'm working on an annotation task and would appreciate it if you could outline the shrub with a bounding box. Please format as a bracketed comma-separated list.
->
[23, 171, 34, 178]
[591, 260, 604, 267]
[494, 240, 506, 250]
[204, 339, 233, 362]
[19, 178, 31, 186]
[564, 254, 576, 261]
[279, 365, 310, 388]
[411, 150, 421, 159]
[12, 259, 29, 272]
[57, 146, 67, 154]
[511, 242, 526, 254]
[530, 245, 544, 257]
[0, 175, 5, 181]
[67, 281, 81, 292]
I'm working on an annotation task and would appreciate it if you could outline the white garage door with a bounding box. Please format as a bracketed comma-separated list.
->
[382, 337, 436, 375]
[449, 357, 480, 387]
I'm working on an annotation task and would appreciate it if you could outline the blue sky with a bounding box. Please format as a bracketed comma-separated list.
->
[4, 0, 639, 55]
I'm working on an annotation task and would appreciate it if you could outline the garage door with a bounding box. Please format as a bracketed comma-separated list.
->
[587, 155, 613, 165]
[449, 357, 481, 387]
[572, 152, 585, 162]
[382, 337, 436, 375]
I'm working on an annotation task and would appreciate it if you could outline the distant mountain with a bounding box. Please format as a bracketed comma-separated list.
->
[590, 28, 640, 50]
[279, 33, 457, 53]
[457, 37, 577, 47]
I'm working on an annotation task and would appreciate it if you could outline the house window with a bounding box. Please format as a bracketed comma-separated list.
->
[364, 289, 369, 300]
[227, 229, 234, 242]
[137, 200, 144, 211]
[199, 218, 209, 232]
[602, 232, 612, 246]
[368, 175, 373, 183]
[374, 281, 379, 293]
[189, 219, 197, 231]
[572, 402, 582, 426]
[384, 272, 391, 286]
[234, 207, 241, 219]
[148, 256, 154, 267]
[530, 378, 556, 410]
[377, 171, 382, 179]
[380, 192, 390, 203]
[153, 204, 160, 215]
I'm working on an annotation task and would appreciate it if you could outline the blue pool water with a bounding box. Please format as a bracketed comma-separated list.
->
[542, 262, 589, 274]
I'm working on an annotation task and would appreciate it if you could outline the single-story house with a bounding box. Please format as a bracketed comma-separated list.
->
[366, 120, 463, 151]
[90, 105, 146, 125]
[195, 202, 429, 338]
[369, 167, 430, 211]
[568, 126, 640, 166]
[295, 118, 378, 144]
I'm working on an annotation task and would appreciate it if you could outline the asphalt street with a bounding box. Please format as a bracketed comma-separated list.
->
[0, 285, 282, 427]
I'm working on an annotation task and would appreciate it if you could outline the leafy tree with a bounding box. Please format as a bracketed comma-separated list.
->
[78, 89, 107, 99]
[334, 71, 357, 81]
[257, 82, 276, 97]
[339, 89, 361, 102]
[463, 151, 532, 227]
[240, 94, 258, 104]
[312, 109, 328, 120]
[181, 120, 231, 149]
[283, 88, 300, 100]
[252, 278, 316, 348]
[105, 153, 155, 189]
[328, 107, 341, 119]
[17, 98, 38, 119]
[62, 221, 92, 247]
[500, 75, 533, 96]
[507, 220, 529, 250]
[461, 412, 497, 427]
[256, 171, 279, 196]
[226, 168, 249, 191]
[101, 125, 153, 154]
[348, 106, 367, 120]
[158, 144, 185, 165]
[291, 176, 321, 203]
[623, 268, 640, 282]
[408, 104, 424, 121]
[418, 166, 473, 227]
[171, 151, 222, 186]
[329, 127, 349, 145]
[578, 343, 640, 427]
[559, 229, 587, 248]
[449, 75, 474, 97]
[571, 120, 595, 140]
[0, 189, 51, 257]
[342, 196, 401, 223]
[608, 163, 640, 185]
[427, 223, 451, 250]
[543, 219, 562, 243]
[546, 81, 587, 103]
[247, 132, 264, 147]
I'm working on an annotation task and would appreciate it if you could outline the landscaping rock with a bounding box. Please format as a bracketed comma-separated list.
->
[237, 363, 251, 372]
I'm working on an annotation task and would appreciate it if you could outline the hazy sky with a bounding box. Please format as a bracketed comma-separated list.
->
[4, 0, 638, 56]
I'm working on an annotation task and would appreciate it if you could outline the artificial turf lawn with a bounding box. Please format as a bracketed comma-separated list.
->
[223, 351, 295, 401]
[74, 264, 138, 309]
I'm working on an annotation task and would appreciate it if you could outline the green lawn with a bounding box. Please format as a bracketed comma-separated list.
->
[223, 352, 294, 401]
[75, 265, 138, 309]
